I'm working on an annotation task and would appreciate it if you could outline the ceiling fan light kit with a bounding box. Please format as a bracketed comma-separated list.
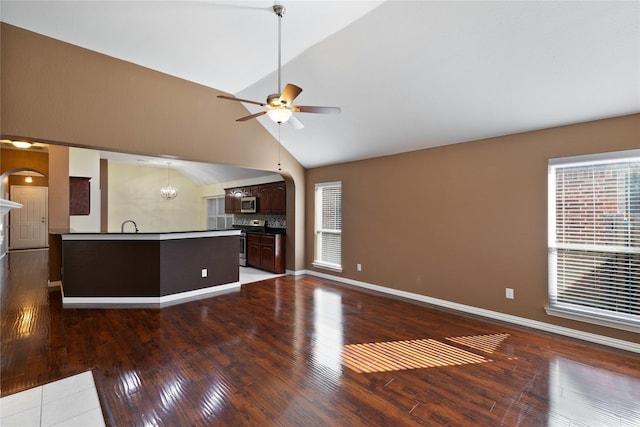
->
[217, 4, 340, 128]
[267, 108, 293, 124]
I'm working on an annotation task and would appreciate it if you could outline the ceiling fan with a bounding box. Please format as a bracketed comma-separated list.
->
[217, 4, 341, 129]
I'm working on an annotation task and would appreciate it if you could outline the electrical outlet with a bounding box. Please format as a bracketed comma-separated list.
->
[357, 263, 362, 272]
[505, 288, 514, 299]
[201, 268, 208, 278]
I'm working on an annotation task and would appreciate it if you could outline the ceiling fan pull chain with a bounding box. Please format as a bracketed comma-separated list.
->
[278, 123, 282, 171]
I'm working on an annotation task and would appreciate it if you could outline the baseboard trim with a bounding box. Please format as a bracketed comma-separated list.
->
[300, 269, 640, 354]
[62, 282, 241, 309]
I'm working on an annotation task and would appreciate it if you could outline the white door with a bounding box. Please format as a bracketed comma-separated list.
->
[10, 186, 48, 249]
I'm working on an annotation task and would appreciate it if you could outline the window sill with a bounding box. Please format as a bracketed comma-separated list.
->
[312, 261, 342, 273]
[545, 306, 639, 333]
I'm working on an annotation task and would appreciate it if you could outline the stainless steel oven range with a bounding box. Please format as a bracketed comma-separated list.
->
[239, 231, 247, 266]
[234, 219, 266, 267]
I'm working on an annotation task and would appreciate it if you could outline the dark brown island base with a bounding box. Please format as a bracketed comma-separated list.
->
[60, 230, 241, 308]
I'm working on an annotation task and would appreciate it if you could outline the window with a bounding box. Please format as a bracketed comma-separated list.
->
[547, 150, 640, 332]
[206, 196, 233, 230]
[314, 182, 342, 272]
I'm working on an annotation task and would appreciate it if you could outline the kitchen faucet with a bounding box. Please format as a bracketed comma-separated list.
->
[121, 220, 139, 233]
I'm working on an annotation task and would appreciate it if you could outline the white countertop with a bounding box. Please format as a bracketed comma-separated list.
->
[61, 229, 241, 241]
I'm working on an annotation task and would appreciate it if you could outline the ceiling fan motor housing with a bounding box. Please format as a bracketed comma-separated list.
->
[267, 93, 284, 107]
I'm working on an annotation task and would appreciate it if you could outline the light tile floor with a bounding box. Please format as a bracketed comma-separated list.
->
[0, 371, 105, 427]
[239, 266, 283, 284]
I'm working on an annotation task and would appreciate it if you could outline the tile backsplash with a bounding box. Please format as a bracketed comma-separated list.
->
[234, 214, 286, 229]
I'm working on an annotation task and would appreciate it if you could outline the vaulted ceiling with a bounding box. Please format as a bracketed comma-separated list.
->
[2, 1, 639, 174]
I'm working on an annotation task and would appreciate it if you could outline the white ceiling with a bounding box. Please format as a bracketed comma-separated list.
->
[2, 0, 639, 173]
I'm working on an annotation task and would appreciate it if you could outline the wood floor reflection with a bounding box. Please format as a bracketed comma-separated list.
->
[2, 250, 639, 426]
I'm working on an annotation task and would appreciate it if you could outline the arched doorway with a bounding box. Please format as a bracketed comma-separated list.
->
[0, 142, 50, 254]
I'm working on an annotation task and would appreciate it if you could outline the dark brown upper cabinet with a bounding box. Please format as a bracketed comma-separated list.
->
[69, 176, 91, 215]
[224, 182, 286, 215]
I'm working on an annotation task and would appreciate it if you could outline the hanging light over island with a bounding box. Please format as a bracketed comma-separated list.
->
[160, 162, 178, 200]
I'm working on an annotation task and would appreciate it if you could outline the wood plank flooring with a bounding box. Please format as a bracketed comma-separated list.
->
[2, 249, 639, 426]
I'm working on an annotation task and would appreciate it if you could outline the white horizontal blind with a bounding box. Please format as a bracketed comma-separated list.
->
[207, 197, 233, 230]
[548, 151, 640, 328]
[314, 182, 342, 270]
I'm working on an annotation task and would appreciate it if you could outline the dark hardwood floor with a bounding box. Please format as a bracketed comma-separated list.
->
[2, 250, 639, 426]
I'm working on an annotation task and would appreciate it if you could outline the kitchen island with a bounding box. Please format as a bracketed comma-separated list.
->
[61, 230, 241, 308]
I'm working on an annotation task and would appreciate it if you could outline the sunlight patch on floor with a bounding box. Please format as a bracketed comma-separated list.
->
[446, 333, 510, 354]
[342, 338, 487, 373]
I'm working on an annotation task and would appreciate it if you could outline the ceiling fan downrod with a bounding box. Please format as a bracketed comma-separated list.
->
[274, 5, 285, 95]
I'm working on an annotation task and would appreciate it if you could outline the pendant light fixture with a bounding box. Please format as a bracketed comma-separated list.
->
[160, 162, 178, 200]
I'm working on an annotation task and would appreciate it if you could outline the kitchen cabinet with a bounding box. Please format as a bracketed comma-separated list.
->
[253, 182, 285, 214]
[246, 233, 285, 274]
[69, 177, 91, 215]
[224, 188, 244, 214]
[269, 182, 286, 214]
[247, 233, 261, 267]
[258, 185, 271, 213]
[224, 189, 235, 214]
[225, 182, 286, 215]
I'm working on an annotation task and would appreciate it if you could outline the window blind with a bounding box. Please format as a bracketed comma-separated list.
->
[548, 151, 640, 329]
[206, 197, 233, 230]
[314, 182, 342, 271]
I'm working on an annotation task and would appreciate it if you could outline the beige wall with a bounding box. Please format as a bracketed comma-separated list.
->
[108, 162, 206, 233]
[69, 147, 101, 232]
[48, 146, 69, 232]
[0, 23, 306, 270]
[306, 114, 640, 343]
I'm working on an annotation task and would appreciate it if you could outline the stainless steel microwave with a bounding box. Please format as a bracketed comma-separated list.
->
[240, 196, 257, 213]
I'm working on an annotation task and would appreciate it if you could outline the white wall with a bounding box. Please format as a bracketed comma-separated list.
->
[108, 163, 206, 233]
[69, 147, 101, 232]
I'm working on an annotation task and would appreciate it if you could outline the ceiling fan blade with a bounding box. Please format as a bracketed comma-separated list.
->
[236, 111, 267, 122]
[294, 105, 341, 114]
[217, 95, 266, 107]
[279, 84, 303, 105]
[288, 114, 304, 130]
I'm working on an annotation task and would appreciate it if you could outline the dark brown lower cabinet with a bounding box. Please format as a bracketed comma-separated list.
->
[247, 233, 285, 274]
